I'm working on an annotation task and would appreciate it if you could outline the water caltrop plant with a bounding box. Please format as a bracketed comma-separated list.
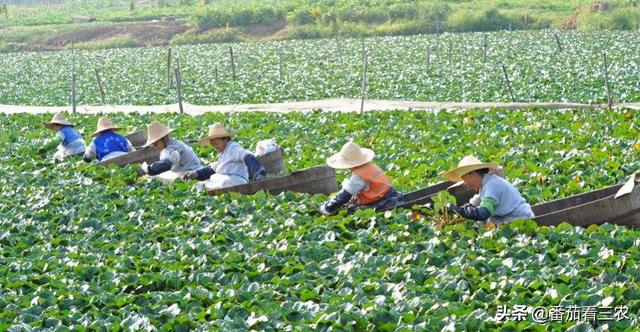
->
[0, 109, 639, 330]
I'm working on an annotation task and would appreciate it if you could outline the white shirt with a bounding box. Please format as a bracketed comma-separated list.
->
[210, 141, 249, 181]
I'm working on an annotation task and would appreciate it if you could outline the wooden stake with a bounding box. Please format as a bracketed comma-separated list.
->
[229, 46, 236, 81]
[175, 68, 183, 114]
[483, 33, 488, 64]
[426, 44, 430, 67]
[603, 52, 613, 110]
[524, 10, 528, 31]
[94, 68, 106, 104]
[554, 33, 563, 53]
[167, 48, 172, 88]
[360, 53, 368, 115]
[501, 64, 515, 102]
[448, 39, 452, 67]
[278, 52, 284, 81]
[214, 67, 219, 83]
[335, 35, 346, 79]
[71, 47, 76, 113]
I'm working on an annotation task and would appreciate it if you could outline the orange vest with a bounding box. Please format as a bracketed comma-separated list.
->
[352, 162, 392, 205]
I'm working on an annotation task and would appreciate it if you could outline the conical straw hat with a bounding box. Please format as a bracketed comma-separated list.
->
[199, 123, 236, 146]
[326, 141, 375, 169]
[442, 155, 499, 182]
[144, 121, 173, 147]
[45, 113, 73, 129]
[92, 117, 121, 137]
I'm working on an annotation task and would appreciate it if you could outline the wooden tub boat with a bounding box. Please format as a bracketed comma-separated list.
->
[208, 165, 337, 196]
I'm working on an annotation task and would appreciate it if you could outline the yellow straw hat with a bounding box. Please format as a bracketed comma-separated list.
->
[442, 155, 499, 182]
[326, 141, 375, 169]
[45, 113, 73, 129]
[199, 123, 236, 146]
[143, 122, 173, 147]
[92, 117, 121, 137]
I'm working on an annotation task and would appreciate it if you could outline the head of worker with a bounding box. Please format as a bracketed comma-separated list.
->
[91, 117, 121, 137]
[198, 122, 236, 153]
[143, 121, 173, 150]
[326, 140, 375, 171]
[442, 156, 499, 191]
[45, 112, 74, 132]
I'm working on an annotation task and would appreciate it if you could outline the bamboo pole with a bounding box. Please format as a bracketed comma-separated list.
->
[229, 46, 236, 81]
[501, 64, 515, 102]
[94, 68, 106, 104]
[360, 53, 369, 115]
[554, 33, 563, 53]
[71, 47, 76, 113]
[167, 48, 172, 88]
[603, 52, 613, 110]
[175, 68, 183, 114]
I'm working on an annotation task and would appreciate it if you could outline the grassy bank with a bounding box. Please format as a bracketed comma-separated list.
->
[0, 0, 639, 53]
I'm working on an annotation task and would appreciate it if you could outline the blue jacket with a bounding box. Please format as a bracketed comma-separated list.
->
[94, 131, 130, 161]
[59, 126, 81, 147]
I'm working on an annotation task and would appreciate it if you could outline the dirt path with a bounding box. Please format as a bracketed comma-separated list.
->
[1, 99, 639, 115]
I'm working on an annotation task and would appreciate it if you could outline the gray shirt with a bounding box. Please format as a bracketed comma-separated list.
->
[161, 138, 202, 173]
[471, 173, 534, 223]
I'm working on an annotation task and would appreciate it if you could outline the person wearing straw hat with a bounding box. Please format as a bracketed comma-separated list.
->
[83, 117, 134, 162]
[182, 123, 266, 190]
[442, 156, 534, 225]
[41, 112, 86, 161]
[320, 141, 403, 216]
[138, 121, 202, 183]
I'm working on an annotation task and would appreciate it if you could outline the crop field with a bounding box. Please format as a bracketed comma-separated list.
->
[1, 109, 639, 329]
[1, 30, 639, 106]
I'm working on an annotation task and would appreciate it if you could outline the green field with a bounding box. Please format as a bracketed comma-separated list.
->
[0, 30, 639, 106]
[1, 0, 639, 53]
[0, 109, 639, 329]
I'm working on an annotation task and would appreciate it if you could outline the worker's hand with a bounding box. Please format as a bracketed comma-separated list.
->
[446, 203, 462, 215]
[319, 204, 332, 216]
[136, 162, 149, 176]
[181, 171, 197, 182]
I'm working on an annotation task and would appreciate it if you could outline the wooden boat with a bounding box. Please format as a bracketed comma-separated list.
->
[98, 146, 160, 167]
[393, 172, 640, 227]
[257, 147, 285, 175]
[531, 175, 640, 227]
[208, 165, 337, 196]
[124, 130, 147, 148]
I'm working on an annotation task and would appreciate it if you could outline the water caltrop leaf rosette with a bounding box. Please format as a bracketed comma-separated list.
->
[0, 109, 638, 329]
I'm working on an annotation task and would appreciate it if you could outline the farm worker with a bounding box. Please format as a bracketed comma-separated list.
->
[320, 141, 403, 216]
[181, 123, 266, 190]
[41, 112, 86, 161]
[138, 121, 202, 183]
[443, 156, 534, 225]
[83, 117, 134, 162]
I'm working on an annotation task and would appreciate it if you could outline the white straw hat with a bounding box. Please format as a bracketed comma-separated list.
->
[442, 155, 499, 182]
[327, 141, 375, 169]
[45, 113, 73, 129]
[199, 123, 236, 146]
[144, 122, 173, 147]
[92, 117, 121, 137]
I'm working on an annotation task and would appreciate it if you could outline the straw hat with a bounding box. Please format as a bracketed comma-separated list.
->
[143, 122, 173, 147]
[45, 113, 73, 129]
[442, 156, 500, 182]
[199, 123, 236, 146]
[92, 117, 121, 137]
[327, 141, 375, 169]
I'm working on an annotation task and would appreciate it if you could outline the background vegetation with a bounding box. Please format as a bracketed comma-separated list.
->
[1, 0, 639, 52]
